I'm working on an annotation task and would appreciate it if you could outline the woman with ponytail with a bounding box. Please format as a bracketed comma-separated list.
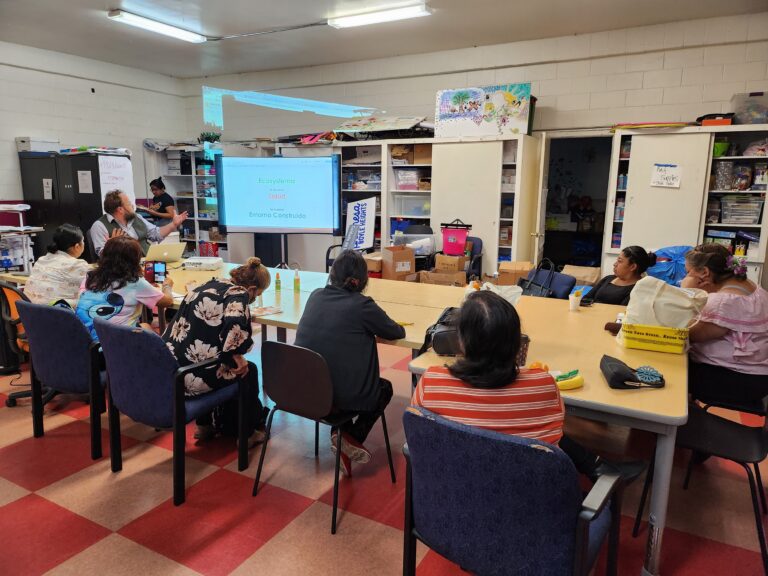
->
[582, 245, 657, 306]
[682, 243, 768, 403]
[25, 223, 89, 305]
[295, 250, 405, 476]
[162, 256, 271, 444]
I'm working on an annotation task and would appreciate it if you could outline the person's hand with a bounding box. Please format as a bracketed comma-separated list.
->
[185, 281, 199, 293]
[150, 202, 161, 211]
[109, 228, 125, 239]
[172, 211, 189, 228]
[162, 277, 174, 289]
[680, 275, 699, 289]
[231, 354, 249, 376]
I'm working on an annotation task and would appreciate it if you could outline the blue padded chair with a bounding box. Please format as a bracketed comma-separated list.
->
[253, 341, 396, 534]
[17, 301, 105, 460]
[403, 407, 621, 576]
[94, 318, 249, 506]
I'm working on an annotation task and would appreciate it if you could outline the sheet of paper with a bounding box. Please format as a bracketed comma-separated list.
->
[650, 163, 681, 188]
[43, 178, 53, 200]
[251, 306, 282, 317]
[77, 170, 93, 194]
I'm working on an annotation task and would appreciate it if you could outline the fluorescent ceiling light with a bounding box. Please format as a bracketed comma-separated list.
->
[327, 3, 431, 28]
[107, 10, 207, 43]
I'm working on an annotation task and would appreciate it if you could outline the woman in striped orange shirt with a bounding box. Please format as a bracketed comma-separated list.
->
[412, 290, 644, 482]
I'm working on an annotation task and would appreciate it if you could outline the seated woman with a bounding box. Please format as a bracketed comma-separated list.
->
[137, 177, 176, 226]
[681, 244, 768, 405]
[75, 236, 173, 340]
[582, 245, 656, 306]
[412, 290, 644, 482]
[162, 257, 271, 444]
[295, 250, 405, 476]
[24, 224, 90, 306]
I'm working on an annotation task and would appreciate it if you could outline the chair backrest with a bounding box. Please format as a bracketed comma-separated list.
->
[404, 224, 433, 234]
[467, 236, 483, 258]
[0, 281, 30, 353]
[403, 408, 583, 575]
[17, 301, 94, 394]
[262, 341, 334, 420]
[94, 318, 179, 428]
[85, 228, 98, 263]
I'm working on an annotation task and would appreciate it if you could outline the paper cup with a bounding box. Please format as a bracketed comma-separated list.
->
[568, 294, 582, 311]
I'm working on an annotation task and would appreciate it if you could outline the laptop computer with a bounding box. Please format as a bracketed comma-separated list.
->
[144, 242, 186, 263]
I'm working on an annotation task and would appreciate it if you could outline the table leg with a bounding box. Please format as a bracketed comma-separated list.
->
[411, 349, 418, 389]
[642, 424, 678, 576]
[277, 327, 287, 343]
[261, 324, 267, 343]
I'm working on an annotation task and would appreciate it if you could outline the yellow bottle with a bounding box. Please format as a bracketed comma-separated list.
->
[275, 272, 281, 291]
[294, 269, 300, 291]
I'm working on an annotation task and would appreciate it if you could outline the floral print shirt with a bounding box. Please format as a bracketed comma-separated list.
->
[161, 278, 253, 396]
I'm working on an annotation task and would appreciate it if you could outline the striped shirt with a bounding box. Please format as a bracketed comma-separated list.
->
[412, 366, 564, 445]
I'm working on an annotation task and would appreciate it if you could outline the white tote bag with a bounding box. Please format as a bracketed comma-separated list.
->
[464, 282, 523, 306]
[624, 276, 708, 329]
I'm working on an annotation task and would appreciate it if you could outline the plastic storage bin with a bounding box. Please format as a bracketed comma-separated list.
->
[720, 197, 764, 225]
[731, 92, 768, 125]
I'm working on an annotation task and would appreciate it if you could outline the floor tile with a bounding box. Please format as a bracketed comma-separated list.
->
[377, 343, 411, 370]
[38, 443, 218, 531]
[148, 422, 242, 468]
[0, 475, 29, 507]
[231, 501, 427, 576]
[0, 494, 110, 575]
[46, 534, 201, 576]
[317, 444, 407, 530]
[0, 399, 76, 450]
[119, 469, 313, 576]
[415, 548, 468, 575]
[0, 420, 138, 491]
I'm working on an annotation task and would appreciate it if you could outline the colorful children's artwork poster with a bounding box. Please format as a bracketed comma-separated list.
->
[435, 83, 533, 138]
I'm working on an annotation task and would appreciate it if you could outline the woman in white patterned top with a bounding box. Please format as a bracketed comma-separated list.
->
[24, 224, 90, 306]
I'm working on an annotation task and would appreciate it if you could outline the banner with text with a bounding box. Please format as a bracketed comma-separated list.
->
[346, 197, 376, 250]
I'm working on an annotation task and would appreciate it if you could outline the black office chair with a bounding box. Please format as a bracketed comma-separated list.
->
[403, 224, 433, 235]
[325, 243, 343, 272]
[253, 341, 396, 534]
[633, 401, 768, 575]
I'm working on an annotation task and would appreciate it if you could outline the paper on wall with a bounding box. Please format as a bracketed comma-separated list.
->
[77, 170, 93, 194]
[98, 155, 134, 210]
[651, 163, 681, 188]
[43, 179, 53, 200]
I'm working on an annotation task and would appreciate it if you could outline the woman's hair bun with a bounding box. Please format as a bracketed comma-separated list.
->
[246, 257, 262, 267]
[648, 252, 657, 267]
[46, 242, 59, 254]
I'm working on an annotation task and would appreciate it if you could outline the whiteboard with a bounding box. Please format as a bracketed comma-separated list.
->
[98, 155, 134, 211]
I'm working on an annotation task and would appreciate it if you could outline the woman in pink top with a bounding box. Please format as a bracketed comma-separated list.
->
[681, 244, 768, 405]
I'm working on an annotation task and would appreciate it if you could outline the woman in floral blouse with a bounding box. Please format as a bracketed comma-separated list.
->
[162, 257, 271, 444]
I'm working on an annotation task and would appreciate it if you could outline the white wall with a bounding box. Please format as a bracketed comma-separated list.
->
[180, 11, 768, 271]
[0, 41, 188, 202]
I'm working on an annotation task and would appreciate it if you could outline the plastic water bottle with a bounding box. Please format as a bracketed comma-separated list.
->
[294, 269, 300, 291]
[275, 272, 281, 291]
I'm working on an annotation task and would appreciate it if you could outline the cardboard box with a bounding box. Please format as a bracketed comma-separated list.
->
[561, 265, 601, 286]
[391, 144, 414, 164]
[382, 245, 415, 280]
[363, 251, 382, 273]
[482, 273, 519, 286]
[435, 253, 468, 273]
[414, 144, 432, 164]
[499, 226, 513, 246]
[498, 261, 533, 285]
[406, 270, 467, 287]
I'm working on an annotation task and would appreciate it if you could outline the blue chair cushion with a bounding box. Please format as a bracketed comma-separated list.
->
[184, 384, 239, 424]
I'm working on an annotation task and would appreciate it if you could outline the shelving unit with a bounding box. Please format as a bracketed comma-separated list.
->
[601, 125, 768, 282]
[387, 143, 432, 242]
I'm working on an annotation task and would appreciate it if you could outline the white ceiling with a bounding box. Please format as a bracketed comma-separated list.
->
[1, 0, 767, 78]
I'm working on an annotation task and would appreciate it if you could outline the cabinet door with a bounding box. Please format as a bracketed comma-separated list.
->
[621, 133, 710, 249]
[430, 141, 502, 276]
[19, 155, 60, 258]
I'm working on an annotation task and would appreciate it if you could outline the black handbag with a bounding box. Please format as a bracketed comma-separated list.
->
[517, 258, 556, 298]
[599, 355, 665, 389]
[418, 307, 459, 356]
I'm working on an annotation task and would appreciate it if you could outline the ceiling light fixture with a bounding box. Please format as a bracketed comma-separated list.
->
[107, 9, 208, 43]
[327, 3, 432, 29]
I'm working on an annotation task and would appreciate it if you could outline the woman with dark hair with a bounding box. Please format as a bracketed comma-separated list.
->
[137, 177, 176, 226]
[681, 243, 768, 404]
[412, 290, 644, 482]
[75, 236, 173, 340]
[295, 250, 405, 475]
[25, 223, 89, 305]
[582, 245, 657, 306]
[162, 257, 271, 443]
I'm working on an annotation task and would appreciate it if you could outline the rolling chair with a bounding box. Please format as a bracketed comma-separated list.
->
[0, 281, 56, 408]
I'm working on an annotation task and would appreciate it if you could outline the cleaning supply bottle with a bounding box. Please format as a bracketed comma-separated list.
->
[294, 269, 300, 291]
[275, 272, 281, 291]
